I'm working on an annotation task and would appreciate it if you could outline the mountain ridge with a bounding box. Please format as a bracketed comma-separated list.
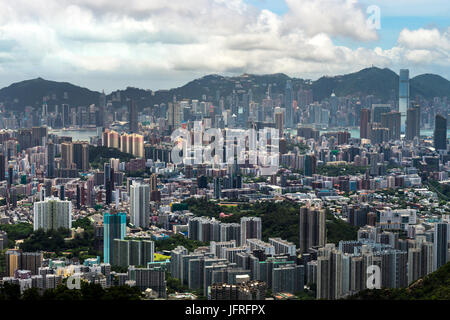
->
[0, 67, 449, 112]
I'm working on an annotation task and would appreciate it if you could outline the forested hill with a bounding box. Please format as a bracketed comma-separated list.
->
[1, 67, 449, 112]
[348, 262, 450, 300]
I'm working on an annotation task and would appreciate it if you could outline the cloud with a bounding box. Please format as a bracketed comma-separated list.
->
[283, 0, 378, 41]
[395, 28, 450, 66]
[0, 0, 448, 91]
[398, 28, 450, 51]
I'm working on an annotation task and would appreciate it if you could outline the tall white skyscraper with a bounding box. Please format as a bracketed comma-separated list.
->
[399, 69, 410, 134]
[33, 196, 72, 231]
[130, 183, 150, 228]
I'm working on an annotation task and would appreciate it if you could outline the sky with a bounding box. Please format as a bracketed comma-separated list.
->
[0, 0, 448, 93]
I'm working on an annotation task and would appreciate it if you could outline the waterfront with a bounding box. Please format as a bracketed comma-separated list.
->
[49, 129, 99, 141]
[49, 127, 449, 142]
[321, 128, 449, 139]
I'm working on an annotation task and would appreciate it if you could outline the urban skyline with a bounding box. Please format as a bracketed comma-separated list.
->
[0, 0, 449, 306]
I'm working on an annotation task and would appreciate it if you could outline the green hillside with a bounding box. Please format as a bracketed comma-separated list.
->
[348, 261, 450, 300]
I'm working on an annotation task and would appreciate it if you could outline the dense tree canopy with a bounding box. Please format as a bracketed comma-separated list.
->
[184, 198, 358, 246]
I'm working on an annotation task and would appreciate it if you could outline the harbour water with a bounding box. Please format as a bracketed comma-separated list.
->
[48, 127, 448, 142]
[49, 129, 99, 141]
[320, 128, 449, 139]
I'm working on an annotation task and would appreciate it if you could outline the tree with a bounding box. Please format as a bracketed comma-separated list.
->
[166, 273, 189, 294]
[22, 287, 41, 300]
[81, 282, 105, 300]
[0, 223, 33, 241]
[0, 282, 21, 300]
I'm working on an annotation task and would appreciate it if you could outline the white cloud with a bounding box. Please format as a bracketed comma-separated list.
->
[283, 0, 378, 41]
[398, 28, 450, 51]
[0, 0, 448, 91]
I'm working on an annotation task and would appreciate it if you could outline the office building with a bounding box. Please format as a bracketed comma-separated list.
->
[61, 142, 73, 169]
[304, 154, 317, 177]
[129, 100, 139, 133]
[104, 163, 113, 205]
[214, 177, 222, 199]
[399, 69, 409, 133]
[371, 104, 391, 123]
[360, 108, 371, 139]
[46, 141, 55, 178]
[0, 153, 5, 181]
[434, 114, 447, 151]
[72, 141, 89, 172]
[406, 105, 420, 141]
[284, 80, 294, 128]
[381, 111, 401, 141]
[32, 126, 48, 147]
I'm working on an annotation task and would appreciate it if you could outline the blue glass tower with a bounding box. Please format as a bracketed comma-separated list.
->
[399, 69, 410, 134]
[104, 212, 126, 264]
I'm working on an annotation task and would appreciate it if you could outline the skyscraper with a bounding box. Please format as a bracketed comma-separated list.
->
[150, 173, 161, 202]
[299, 206, 326, 253]
[399, 69, 410, 133]
[214, 177, 222, 199]
[130, 183, 150, 228]
[62, 104, 70, 128]
[120, 133, 144, 158]
[433, 222, 450, 271]
[129, 100, 139, 133]
[272, 264, 304, 294]
[381, 111, 401, 141]
[5, 249, 22, 277]
[32, 126, 48, 147]
[111, 238, 154, 267]
[46, 141, 55, 178]
[76, 184, 81, 209]
[33, 196, 72, 231]
[240, 217, 262, 246]
[284, 80, 294, 128]
[104, 212, 126, 264]
[167, 102, 181, 131]
[406, 105, 420, 141]
[128, 266, 166, 298]
[304, 154, 317, 177]
[72, 141, 89, 171]
[104, 163, 113, 205]
[371, 104, 391, 123]
[61, 142, 73, 169]
[360, 108, 371, 139]
[0, 153, 5, 181]
[434, 114, 447, 151]
[274, 107, 284, 136]
[7, 164, 13, 187]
